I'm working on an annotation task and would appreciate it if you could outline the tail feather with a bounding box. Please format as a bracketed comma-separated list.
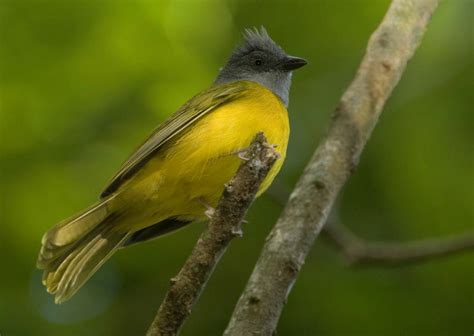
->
[37, 197, 115, 270]
[53, 229, 130, 303]
[43, 247, 81, 294]
[41, 195, 116, 249]
[55, 234, 103, 296]
[37, 196, 130, 304]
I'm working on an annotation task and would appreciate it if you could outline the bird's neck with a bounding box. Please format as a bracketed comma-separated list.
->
[214, 72, 292, 107]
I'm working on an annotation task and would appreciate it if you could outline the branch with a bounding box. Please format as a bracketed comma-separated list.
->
[224, 0, 440, 335]
[146, 133, 279, 336]
[323, 222, 474, 266]
[269, 187, 474, 266]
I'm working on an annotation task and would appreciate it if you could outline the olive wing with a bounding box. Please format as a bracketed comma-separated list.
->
[101, 81, 250, 197]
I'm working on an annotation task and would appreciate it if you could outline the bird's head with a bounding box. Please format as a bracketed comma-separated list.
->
[215, 27, 307, 106]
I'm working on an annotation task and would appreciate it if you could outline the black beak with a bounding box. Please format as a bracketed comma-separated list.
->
[280, 56, 308, 71]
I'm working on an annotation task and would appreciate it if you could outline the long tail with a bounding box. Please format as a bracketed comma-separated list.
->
[37, 196, 130, 304]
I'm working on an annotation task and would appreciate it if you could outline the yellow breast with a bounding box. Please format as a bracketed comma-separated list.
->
[165, 81, 289, 198]
[119, 81, 289, 229]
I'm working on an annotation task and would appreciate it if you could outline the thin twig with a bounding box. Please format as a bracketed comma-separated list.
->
[269, 187, 474, 266]
[224, 1, 441, 335]
[322, 222, 474, 266]
[146, 132, 279, 336]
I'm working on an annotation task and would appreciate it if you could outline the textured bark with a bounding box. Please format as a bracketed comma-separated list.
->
[224, 0, 441, 335]
[323, 222, 474, 266]
[146, 133, 279, 336]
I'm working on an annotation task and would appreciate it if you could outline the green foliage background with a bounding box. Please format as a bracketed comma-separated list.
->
[0, 0, 472, 335]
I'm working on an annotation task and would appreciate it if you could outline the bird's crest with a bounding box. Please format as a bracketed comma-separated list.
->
[236, 26, 285, 56]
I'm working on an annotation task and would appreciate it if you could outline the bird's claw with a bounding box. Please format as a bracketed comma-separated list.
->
[262, 142, 280, 158]
[237, 150, 251, 161]
[205, 207, 215, 219]
[198, 197, 216, 219]
[262, 142, 278, 150]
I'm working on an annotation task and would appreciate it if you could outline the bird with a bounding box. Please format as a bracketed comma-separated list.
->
[37, 26, 307, 304]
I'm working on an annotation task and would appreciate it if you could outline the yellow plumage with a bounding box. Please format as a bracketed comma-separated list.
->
[37, 80, 290, 303]
[37, 24, 308, 304]
[113, 81, 289, 231]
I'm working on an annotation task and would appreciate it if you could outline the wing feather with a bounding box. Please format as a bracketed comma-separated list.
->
[101, 81, 251, 197]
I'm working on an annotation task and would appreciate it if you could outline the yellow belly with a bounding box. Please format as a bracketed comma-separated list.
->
[116, 82, 289, 231]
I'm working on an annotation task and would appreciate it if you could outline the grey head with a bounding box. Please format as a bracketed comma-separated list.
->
[214, 27, 307, 107]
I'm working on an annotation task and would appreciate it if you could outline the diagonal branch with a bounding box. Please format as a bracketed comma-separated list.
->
[322, 222, 474, 266]
[224, 0, 441, 335]
[146, 132, 279, 336]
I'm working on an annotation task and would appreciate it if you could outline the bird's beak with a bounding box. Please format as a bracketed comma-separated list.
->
[280, 56, 308, 71]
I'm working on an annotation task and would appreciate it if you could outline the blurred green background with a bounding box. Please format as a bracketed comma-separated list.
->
[1, 0, 473, 335]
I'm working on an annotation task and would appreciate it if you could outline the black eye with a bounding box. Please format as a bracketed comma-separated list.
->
[255, 59, 262, 66]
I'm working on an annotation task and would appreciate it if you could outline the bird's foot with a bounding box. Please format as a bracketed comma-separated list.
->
[198, 198, 216, 219]
[204, 207, 215, 219]
[262, 142, 278, 150]
[232, 148, 251, 161]
[262, 142, 281, 158]
[231, 142, 279, 161]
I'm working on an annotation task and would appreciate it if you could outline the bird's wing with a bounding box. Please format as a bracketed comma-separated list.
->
[101, 81, 251, 197]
